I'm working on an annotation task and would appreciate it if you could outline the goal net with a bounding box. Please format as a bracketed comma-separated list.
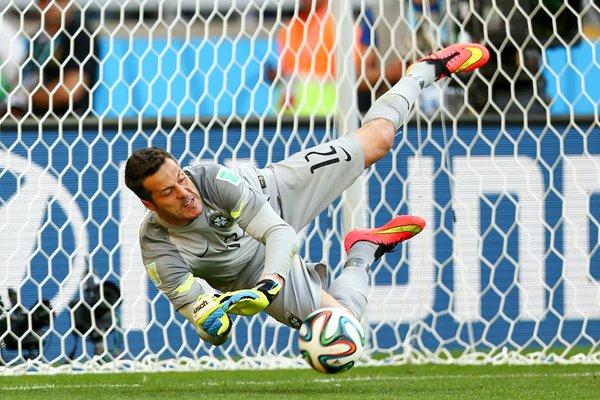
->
[0, 0, 599, 373]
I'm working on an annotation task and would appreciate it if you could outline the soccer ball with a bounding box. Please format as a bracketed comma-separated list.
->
[298, 307, 365, 374]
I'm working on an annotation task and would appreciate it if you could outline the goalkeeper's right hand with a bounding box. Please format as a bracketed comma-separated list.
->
[192, 294, 232, 338]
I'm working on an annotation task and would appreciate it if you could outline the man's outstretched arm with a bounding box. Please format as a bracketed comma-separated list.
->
[177, 276, 282, 347]
[243, 202, 300, 283]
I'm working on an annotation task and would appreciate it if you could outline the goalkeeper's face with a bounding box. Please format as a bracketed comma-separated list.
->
[141, 158, 203, 225]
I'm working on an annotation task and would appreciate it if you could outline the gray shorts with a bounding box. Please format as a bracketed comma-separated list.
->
[257, 132, 365, 328]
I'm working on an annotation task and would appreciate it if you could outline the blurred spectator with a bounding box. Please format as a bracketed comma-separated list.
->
[10, 0, 97, 118]
[268, 0, 402, 116]
[582, 0, 600, 39]
[372, 0, 448, 116]
[455, 0, 582, 116]
[355, 6, 404, 112]
[372, 0, 442, 63]
[0, 13, 26, 112]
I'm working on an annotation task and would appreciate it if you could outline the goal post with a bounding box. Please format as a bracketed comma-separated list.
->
[332, 0, 365, 233]
[0, 0, 599, 373]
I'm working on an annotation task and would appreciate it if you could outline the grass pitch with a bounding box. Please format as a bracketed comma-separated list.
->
[0, 364, 598, 399]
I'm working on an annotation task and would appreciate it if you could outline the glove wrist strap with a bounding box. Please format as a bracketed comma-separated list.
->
[255, 279, 281, 303]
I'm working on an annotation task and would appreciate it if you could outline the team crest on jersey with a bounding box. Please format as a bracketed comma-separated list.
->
[209, 212, 234, 229]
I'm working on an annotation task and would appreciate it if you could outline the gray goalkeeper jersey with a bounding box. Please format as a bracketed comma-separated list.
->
[139, 163, 269, 310]
[137, 133, 366, 327]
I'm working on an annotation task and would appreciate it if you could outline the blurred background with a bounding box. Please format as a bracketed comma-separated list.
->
[0, 0, 599, 371]
[1, 0, 598, 120]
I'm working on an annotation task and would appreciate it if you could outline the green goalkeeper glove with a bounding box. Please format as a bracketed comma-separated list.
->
[193, 294, 232, 337]
[192, 279, 281, 338]
[217, 278, 282, 316]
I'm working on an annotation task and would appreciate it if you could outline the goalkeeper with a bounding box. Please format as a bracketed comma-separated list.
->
[124, 43, 489, 345]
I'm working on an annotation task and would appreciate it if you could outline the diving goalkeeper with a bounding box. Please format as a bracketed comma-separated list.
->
[124, 43, 490, 346]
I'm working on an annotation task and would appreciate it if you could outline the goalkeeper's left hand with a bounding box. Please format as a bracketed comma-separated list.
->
[217, 278, 282, 316]
[193, 293, 232, 338]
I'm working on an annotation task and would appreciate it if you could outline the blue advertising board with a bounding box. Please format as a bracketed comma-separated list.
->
[0, 120, 599, 362]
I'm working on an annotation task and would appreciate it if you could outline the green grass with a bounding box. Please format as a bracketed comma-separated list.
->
[0, 364, 598, 399]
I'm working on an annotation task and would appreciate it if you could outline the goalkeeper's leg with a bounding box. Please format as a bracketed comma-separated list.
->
[328, 215, 426, 319]
[357, 43, 490, 167]
[267, 45, 489, 233]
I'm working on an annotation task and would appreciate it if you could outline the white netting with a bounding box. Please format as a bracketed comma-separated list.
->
[0, 0, 599, 373]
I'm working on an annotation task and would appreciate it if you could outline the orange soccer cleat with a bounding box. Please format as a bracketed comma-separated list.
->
[344, 215, 426, 261]
[411, 43, 490, 81]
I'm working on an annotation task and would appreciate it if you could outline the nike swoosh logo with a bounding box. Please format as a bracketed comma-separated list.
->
[195, 244, 209, 258]
[338, 146, 352, 161]
[456, 47, 484, 72]
[373, 224, 422, 235]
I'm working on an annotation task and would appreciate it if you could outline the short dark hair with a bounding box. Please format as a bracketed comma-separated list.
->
[124, 147, 178, 202]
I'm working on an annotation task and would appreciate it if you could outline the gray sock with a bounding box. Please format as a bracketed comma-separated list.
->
[406, 61, 438, 88]
[362, 61, 437, 130]
[328, 240, 382, 319]
[328, 262, 369, 319]
[347, 241, 379, 266]
[362, 76, 421, 130]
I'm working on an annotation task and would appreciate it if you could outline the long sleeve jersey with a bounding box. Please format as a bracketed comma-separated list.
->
[139, 163, 298, 310]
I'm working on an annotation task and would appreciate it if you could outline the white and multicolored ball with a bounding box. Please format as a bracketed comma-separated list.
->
[298, 307, 365, 374]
